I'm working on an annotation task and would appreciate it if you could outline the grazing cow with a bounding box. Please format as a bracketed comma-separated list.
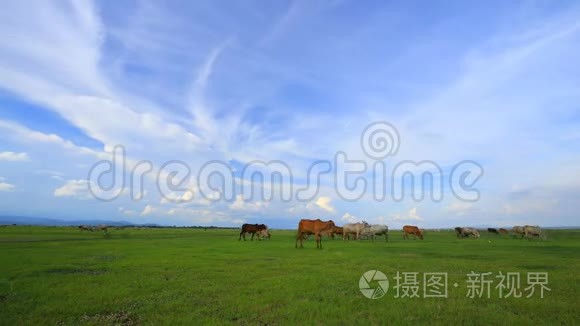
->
[78, 225, 93, 232]
[403, 225, 423, 240]
[524, 225, 544, 240]
[239, 224, 268, 241]
[94, 225, 108, 233]
[256, 229, 271, 240]
[333, 226, 344, 239]
[361, 225, 389, 241]
[454, 227, 464, 238]
[499, 228, 509, 235]
[512, 226, 526, 239]
[343, 221, 369, 240]
[460, 227, 480, 238]
[488, 228, 499, 234]
[295, 219, 336, 249]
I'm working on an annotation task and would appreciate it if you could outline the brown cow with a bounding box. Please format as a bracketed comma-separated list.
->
[295, 219, 336, 249]
[403, 225, 423, 240]
[499, 228, 509, 235]
[239, 223, 268, 241]
[333, 226, 344, 239]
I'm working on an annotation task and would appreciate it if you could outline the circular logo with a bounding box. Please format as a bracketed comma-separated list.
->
[360, 121, 400, 160]
[359, 270, 389, 299]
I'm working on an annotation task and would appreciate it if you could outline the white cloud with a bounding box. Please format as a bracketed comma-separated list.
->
[0, 151, 29, 161]
[141, 204, 154, 216]
[54, 179, 91, 199]
[0, 182, 15, 192]
[341, 212, 358, 223]
[446, 202, 476, 217]
[229, 194, 268, 212]
[391, 207, 424, 222]
[307, 196, 335, 213]
[118, 207, 138, 216]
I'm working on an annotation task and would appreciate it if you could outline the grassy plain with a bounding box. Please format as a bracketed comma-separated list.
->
[0, 226, 578, 325]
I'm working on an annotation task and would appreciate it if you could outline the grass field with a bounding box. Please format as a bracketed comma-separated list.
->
[0, 226, 578, 325]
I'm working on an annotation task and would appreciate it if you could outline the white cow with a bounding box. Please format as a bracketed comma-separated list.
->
[343, 221, 369, 240]
[512, 226, 526, 239]
[361, 224, 389, 241]
[460, 227, 480, 238]
[524, 225, 544, 240]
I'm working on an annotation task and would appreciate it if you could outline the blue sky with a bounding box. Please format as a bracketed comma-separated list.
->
[0, 0, 579, 228]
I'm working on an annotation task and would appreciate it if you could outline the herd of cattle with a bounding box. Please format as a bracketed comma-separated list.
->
[78, 225, 109, 233]
[239, 221, 546, 248]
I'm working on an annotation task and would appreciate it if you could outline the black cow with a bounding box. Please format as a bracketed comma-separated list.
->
[239, 224, 268, 241]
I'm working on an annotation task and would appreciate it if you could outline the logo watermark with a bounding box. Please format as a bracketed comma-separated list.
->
[359, 270, 390, 299]
[359, 271, 550, 299]
[87, 122, 484, 203]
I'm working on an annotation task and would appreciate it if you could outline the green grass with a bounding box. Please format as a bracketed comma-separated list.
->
[0, 226, 578, 325]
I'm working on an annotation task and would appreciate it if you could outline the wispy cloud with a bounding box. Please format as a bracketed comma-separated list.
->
[0, 151, 29, 161]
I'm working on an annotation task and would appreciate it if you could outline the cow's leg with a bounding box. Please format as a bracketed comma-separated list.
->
[251, 232, 255, 241]
[239, 231, 243, 241]
[296, 231, 304, 248]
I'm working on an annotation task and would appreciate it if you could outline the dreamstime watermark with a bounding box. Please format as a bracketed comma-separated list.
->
[87, 122, 484, 203]
[358, 271, 550, 299]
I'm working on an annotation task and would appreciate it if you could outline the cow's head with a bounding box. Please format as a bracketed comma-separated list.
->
[263, 230, 271, 239]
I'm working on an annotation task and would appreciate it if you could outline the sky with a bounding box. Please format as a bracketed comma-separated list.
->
[0, 0, 579, 228]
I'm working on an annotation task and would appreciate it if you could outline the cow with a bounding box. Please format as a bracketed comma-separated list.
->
[361, 224, 389, 241]
[333, 226, 344, 239]
[78, 225, 93, 232]
[488, 228, 499, 234]
[524, 225, 544, 240]
[460, 227, 480, 238]
[499, 228, 509, 235]
[256, 228, 271, 240]
[343, 221, 369, 240]
[94, 225, 108, 233]
[512, 226, 526, 239]
[403, 225, 423, 240]
[454, 227, 464, 238]
[295, 219, 336, 249]
[239, 224, 268, 241]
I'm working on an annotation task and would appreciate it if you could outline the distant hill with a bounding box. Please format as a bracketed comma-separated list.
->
[0, 216, 136, 227]
[0, 216, 239, 229]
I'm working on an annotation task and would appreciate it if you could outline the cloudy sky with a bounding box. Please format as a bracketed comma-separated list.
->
[0, 0, 579, 228]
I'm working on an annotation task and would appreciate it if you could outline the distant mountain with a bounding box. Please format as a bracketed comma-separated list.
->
[0, 216, 136, 226]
